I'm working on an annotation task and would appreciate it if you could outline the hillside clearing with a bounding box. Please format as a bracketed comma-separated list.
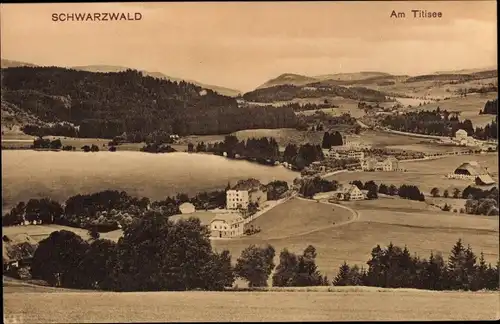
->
[4, 288, 499, 322]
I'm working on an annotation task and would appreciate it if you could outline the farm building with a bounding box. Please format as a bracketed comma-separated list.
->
[331, 184, 365, 201]
[210, 213, 244, 238]
[226, 179, 267, 210]
[361, 156, 399, 171]
[447, 161, 495, 185]
[169, 210, 244, 238]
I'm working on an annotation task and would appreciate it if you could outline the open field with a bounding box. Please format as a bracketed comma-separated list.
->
[1, 150, 298, 213]
[325, 153, 498, 195]
[4, 286, 499, 322]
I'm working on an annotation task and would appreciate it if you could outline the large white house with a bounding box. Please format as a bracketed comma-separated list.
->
[226, 179, 267, 210]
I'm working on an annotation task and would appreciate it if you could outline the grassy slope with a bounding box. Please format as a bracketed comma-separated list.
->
[4, 287, 499, 322]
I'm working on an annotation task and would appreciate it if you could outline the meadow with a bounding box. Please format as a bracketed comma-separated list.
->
[1, 150, 298, 213]
[4, 287, 499, 322]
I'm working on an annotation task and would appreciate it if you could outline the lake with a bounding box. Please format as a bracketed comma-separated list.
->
[1, 151, 298, 212]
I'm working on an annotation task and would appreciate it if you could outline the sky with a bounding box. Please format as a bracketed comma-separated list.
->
[1, 1, 497, 92]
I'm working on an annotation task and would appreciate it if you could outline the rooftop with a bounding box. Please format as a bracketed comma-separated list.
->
[169, 211, 216, 226]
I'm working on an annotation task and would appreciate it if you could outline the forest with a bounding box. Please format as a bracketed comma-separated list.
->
[242, 84, 389, 103]
[2, 67, 297, 139]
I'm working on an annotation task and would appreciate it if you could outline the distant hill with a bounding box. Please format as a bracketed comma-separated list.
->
[257, 73, 319, 89]
[432, 67, 497, 75]
[1, 59, 38, 68]
[243, 84, 390, 103]
[404, 70, 497, 83]
[1, 66, 296, 139]
[71, 65, 241, 97]
[314, 71, 392, 81]
[256, 71, 393, 89]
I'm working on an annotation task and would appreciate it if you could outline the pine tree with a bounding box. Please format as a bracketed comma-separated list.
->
[447, 239, 469, 290]
[472, 252, 488, 291]
[332, 262, 352, 286]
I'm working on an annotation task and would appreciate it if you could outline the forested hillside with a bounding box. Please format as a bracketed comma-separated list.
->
[243, 84, 389, 103]
[1, 67, 296, 139]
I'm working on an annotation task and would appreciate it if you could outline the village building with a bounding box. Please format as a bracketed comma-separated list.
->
[447, 161, 495, 185]
[347, 150, 365, 160]
[455, 129, 468, 141]
[332, 184, 365, 201]
[361, 156, 399, 171]
[169, 210, 245, 238]
[226, 179, 267, 210]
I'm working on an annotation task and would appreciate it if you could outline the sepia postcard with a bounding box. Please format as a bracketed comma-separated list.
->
[1, 1, 498, 323]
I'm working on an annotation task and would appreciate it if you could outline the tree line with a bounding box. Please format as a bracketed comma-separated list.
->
[2, 67, 297, 139]
[333, 239, 499, 291]
[350, 180, 426, 201]
[382, 108, 497, 140]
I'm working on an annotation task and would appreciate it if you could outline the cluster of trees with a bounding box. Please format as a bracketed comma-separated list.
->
[333, 239, 499, 291]
[480, 98, 498, 115]
[2, 67, 297, 139]
[321, 131, 344, 149]
[22, 123, 78, 138]
[462, 186, 499, 216]
[206, 135, 280, 163]
[283, 143, 324, 170]
[242, 84, 388, 103]
[2, 190, 151, 230]
[32, 138, 62, 150]
[266, 181, 289, 200]
[299, 176, 339, 198]
[281, 102, 335, 112]
[382, 108, 497, 140]
[30, 215, 236, 291]
[140, 143, 177, 153]
[26, 212, 331, 291]
[272, 246, 329, 287]
[351, 181, 425, 201]
[431, 187, 461, 199]
[30, 137, 105, 152]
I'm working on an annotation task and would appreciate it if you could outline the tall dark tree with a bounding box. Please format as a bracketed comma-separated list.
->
[234, 244, 276, 287]
[31, 230, 90, 287]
